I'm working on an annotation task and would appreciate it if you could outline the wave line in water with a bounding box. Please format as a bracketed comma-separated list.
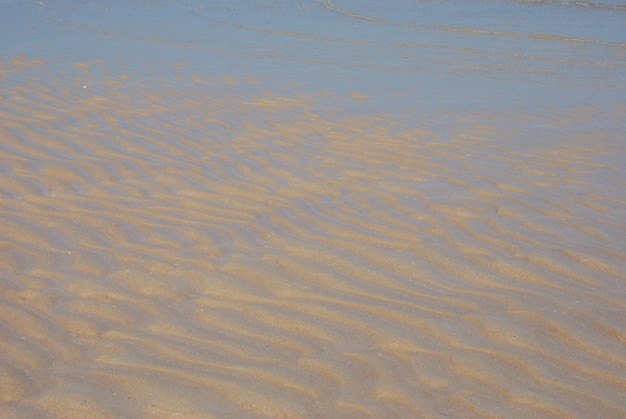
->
[321, 0, 626, 46]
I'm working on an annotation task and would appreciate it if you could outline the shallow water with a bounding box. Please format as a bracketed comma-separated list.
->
[1, 1, 626, 418]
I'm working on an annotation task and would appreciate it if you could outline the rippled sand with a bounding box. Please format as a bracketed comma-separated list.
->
[1, 55, 626, 418]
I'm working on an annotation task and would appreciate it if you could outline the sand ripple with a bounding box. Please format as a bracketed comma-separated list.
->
[1, 56, 625, 418]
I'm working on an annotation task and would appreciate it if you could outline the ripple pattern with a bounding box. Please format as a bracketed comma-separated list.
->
[1, 56, 625, 418]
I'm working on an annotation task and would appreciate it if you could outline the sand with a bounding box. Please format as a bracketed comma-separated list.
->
[1, 1, 626, 418]
[1, 55, 625, 418]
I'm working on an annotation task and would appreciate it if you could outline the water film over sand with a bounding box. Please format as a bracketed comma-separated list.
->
[2, 0, 626, 417]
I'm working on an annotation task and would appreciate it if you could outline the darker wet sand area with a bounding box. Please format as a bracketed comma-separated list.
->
[1, 55, 626, 418]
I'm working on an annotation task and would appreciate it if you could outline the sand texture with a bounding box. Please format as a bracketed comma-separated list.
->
[0, 54, 625, 418]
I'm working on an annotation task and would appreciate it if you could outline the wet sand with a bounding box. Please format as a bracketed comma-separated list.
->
[1, 54, 625, 418]
[2, 0, 626, 417]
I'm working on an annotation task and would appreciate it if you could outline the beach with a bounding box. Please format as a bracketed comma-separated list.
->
[1, 1, 626, 417]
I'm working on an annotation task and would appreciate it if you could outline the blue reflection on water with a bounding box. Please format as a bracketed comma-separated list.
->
[1, 0, 625, 112]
